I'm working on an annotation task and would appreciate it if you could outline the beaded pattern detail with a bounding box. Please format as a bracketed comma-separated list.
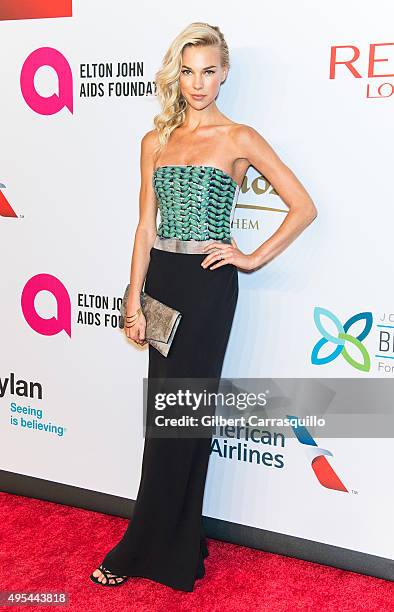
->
[153, 165, 240, 241]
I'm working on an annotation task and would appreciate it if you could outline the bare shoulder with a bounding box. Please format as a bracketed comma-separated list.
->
[141, 128, 159, 151]
[230, 123, 266, 145]
[228, 123, 279, 166]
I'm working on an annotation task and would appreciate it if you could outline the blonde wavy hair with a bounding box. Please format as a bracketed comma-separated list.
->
[152, 22, 230, 157]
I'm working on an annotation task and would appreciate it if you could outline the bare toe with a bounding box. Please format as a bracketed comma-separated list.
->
[91, 564, 128, 586]
[93, 568, 107, 584]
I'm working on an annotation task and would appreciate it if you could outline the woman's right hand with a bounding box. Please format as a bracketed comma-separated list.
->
[124, 302, 147, 346]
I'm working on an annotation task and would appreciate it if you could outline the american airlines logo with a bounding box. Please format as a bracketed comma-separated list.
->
[0, 1, 72, 21]
[0, 184, 17, 218]
[288, 415, 348, 492]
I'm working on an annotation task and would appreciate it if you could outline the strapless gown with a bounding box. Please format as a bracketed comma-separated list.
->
[101, 165, 240, 592]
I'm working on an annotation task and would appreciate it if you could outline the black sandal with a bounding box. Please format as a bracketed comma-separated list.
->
[89, 564, 130, 587]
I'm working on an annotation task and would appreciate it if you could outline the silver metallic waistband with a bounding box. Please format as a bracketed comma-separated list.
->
[153, 236, 231, 254]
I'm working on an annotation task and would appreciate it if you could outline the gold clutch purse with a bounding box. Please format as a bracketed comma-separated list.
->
[119, 283, 182, 357]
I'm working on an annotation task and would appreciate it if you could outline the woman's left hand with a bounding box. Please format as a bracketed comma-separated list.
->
[201, 238, 257, 271]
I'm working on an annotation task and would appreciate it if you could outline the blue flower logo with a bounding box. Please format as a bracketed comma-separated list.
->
[311, 307, 372, 372]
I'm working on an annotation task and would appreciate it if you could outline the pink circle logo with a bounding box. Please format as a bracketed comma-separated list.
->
[20, 47, 73, 115]
[21, 274, 71, 337]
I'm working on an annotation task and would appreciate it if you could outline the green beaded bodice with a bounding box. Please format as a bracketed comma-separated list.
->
[152, 165, 240, 241]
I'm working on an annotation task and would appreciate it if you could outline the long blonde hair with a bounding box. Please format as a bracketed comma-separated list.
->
[152, 22, 230, 157]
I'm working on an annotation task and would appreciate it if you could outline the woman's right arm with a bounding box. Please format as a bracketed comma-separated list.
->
[125, 129, 159, 345]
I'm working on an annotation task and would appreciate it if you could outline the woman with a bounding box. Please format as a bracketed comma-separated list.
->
[90, 22, 317, 592]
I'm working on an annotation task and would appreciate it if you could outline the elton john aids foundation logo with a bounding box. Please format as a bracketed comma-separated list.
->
[288, 415, 348, 493]
[21, 274, 71, 337]
[20, 47, 73, 115]
[311, 307, 372, 372]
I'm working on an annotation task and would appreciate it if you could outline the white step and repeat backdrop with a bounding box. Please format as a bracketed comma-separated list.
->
[1, 1, 393, 571]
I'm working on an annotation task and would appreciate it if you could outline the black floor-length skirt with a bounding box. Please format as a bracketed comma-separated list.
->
[102, 245, 238, 592]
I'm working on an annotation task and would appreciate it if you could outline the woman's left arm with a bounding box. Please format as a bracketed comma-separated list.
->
[202, 125, 318, 272]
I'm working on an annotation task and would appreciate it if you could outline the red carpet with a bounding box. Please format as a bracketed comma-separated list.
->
[0, 492, 392, 611]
